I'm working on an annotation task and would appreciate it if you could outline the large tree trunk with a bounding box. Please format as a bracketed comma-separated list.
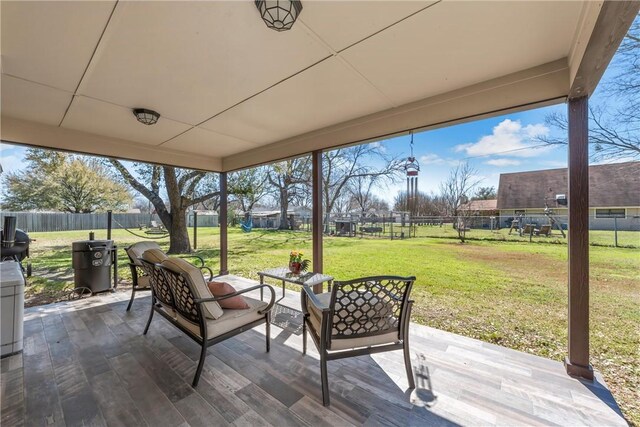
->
[167, 207, 191, 253]
[279, 188, 289, 230]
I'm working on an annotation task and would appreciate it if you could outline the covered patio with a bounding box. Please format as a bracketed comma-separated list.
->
[2, 0, 639, 425]
[1, 278, 626, 426]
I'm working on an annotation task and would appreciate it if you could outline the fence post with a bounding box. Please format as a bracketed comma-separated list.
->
[193, 211, 198, 250]
[614, 217, 618, 248]
[107, 210, 112, 240]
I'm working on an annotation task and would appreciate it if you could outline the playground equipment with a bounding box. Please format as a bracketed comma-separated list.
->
[240, 216, 253, 233]
[543, 202, 567, 238]
[507, 201, 567, 240]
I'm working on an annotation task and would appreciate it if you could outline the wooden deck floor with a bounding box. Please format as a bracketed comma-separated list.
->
[1, 275, 627, 427]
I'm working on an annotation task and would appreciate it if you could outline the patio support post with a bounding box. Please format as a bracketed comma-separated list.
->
[312, 150, 323, 293]
[219, 172, 229, 276]
[564, 95, 593, 380]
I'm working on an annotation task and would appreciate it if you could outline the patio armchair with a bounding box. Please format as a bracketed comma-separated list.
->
[139, 255, 275, 387]
[301, 275, 416, 406]
[124, 241, 214, 311]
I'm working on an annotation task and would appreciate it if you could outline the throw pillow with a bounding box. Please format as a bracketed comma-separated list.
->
[207, 281, 249, 310]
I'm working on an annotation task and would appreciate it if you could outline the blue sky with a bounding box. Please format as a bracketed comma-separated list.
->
[370, 103, 567, 200]
[0, 38, 628, 205]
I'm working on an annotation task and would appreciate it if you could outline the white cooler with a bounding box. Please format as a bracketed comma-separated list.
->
[1, 261, 25, 357]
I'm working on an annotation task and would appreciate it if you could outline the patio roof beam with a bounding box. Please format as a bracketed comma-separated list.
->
[568, 1, 640, 98]
[565, 95, 593, 381]
[222, 60, 569, 172]
[219, 172, 229, 276]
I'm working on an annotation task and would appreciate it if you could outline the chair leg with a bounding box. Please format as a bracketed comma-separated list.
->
[403, 341, 416, 389]
[126, 287, 136, 311]
[143, 303, 154, 335]
[193, 343, 207, 387]
[265, 313, 271, 353]
[320, 353, 330, 406]
[302, 318, 307, 355]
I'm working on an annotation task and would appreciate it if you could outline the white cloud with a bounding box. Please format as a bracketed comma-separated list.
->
[419, 154, 444, 164]
[455, 119, 552, 158]
[485, 158, 521, 166]
[370, 141, 387, 153]
[0, 155, 21, 173]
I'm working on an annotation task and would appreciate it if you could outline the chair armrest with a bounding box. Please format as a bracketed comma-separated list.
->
[179, 254, 205, 267]
[199, 266, 214, 281]
[128, 263, 145, 286]
[301, 284, 330, 312]
[194, 284, 276, 314]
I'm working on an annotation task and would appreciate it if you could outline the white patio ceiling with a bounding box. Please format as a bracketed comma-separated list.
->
[0, 1, 613, 172]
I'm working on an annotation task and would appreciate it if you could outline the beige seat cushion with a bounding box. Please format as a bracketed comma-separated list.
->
[157, 303, 176, 319]
[126, 241, 163, 266]
[307, 293, 399, 351]
[175, 296, 268, 339]
[141, 248, 168, 264]
[161, 257, 224, 319]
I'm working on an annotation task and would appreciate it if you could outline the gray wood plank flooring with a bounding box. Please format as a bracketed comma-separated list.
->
[1, 275, 628, 427]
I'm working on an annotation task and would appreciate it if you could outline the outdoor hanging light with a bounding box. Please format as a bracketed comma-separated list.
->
[133, 108, 160, 125]
[255, 0, 303, 32]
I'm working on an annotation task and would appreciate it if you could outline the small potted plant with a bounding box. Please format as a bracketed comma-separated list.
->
[289, 250, 310, 275]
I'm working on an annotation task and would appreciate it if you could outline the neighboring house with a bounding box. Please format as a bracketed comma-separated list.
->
[461, 199, 499, 216]
[188, 209, 219, 227]
[250, 206, 311, 229]
[496, 161, 640, 230]
[459, 199, 499, 229]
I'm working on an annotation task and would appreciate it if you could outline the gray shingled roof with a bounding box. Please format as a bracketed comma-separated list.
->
[496, 161, 640, 209]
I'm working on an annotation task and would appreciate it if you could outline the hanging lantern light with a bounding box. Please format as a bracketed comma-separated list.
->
[255, 0, 303, 32]
[133, 108, 160, 126]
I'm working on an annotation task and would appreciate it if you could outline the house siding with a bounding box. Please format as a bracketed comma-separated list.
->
[497, 207, 640, 231]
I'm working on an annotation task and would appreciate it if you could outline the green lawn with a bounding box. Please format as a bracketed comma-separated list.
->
[26, 227, 640, 424]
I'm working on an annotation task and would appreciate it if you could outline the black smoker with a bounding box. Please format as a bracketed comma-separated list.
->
[1, 216, 31, 276]
[72, 236, 117, 294]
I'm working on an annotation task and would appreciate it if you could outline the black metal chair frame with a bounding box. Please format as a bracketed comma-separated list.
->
[301, 275, 416, 406]
[125, 244, 215, 311]
[139, 259, 275, 387]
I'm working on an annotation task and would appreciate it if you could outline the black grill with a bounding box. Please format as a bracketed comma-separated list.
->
[1, 216, 31, 275]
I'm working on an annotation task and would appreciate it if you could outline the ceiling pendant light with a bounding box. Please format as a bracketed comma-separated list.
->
[133, 108, 160, 125]
[255, 0, 302, 32]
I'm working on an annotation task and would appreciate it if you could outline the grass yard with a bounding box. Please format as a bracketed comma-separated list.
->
[25, 227, 640, 424]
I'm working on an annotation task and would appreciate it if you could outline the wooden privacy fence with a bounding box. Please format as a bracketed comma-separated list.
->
[0, 212, 218, 232]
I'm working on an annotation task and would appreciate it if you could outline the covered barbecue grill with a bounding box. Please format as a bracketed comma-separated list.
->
[0, 216, 31, 276]
[72, 239, 117, 294]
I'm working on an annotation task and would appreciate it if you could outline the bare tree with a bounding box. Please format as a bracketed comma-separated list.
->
[323, 144, 402, 231]
[348, 175, 381, 217]
[393, 191, 444, 216]
[267, 157, 311, 229]
[229, 166, 269, 219]
[541, 108, 639, 161]
[439, 162, 482, 242]
[109, 161, 218, 253]
[539, 15, 640, 161]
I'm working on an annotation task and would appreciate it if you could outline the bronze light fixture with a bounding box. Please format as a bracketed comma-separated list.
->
[255, 0, 302, 32]
[133, 108, 160, 125]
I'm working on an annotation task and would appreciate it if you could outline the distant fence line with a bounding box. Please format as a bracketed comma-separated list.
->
[0, 212, 218, 232]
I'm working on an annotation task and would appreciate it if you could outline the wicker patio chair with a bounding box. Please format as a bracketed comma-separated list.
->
[140, 255, 275, 387]
[124, 241, 215, 311]
[301, 275, 416, 406]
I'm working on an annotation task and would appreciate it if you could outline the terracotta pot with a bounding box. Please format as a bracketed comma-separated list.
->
[289, 261, 302, 274]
